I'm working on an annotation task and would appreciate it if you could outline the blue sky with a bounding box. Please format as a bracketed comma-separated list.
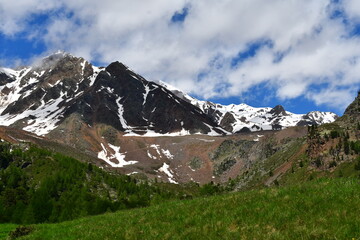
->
[1, 0, 360, 116]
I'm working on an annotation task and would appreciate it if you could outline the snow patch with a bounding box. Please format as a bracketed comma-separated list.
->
[147, 150, 157, 159]
[124, 128, 192, 137]
[161, 149, 174, 159]
[97, 143, 137, 167]
[143, 84, 150, 105]
[196, 138, 215, 142]
[158, 163, 178, 184]
[89, 66, 101, 86]
[116, 97, 130, 129]
[150, 144, 161, 156]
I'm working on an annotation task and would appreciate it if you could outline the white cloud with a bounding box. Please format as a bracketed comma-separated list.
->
[0, 0, 359, 112]
[343, 0, 360, 21]
[307, 87, 356, 110]
[0, 0, 60, 35]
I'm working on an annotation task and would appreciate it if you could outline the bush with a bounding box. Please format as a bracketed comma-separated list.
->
[314, 157, 322, 168]
[329, 161, 337, 168]
[355, 157, 360, 171]
[330, 130, 340, 139]
[8, 226, 33, 239]
[350, 141, 360, 154]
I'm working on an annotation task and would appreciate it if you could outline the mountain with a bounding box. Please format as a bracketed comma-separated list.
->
[0, 52, 341, 183]
[0, 52, 337, 138]
[0, 52, 224, 137]
[0, 52, 337, 137]
[157, 81, 338, 133]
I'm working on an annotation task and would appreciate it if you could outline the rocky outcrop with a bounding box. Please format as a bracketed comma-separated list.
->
[269, 105, 288, 116]
[219, 112, 236, 132]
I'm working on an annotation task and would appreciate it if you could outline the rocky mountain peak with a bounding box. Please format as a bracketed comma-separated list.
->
[106, 61, 128, 73]
[269, 105, 288, 116]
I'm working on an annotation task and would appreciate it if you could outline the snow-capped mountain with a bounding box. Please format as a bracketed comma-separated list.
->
[0, 52, 340, 182]
[157, 81, 338, 133]
[0, 52, 224, 136]
[0, 52, 337, 138]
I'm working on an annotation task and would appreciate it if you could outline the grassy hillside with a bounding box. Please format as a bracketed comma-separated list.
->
[4, 177, 359, 240]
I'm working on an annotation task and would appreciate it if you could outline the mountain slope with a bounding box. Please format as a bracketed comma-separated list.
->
[228, 91, 360, 189]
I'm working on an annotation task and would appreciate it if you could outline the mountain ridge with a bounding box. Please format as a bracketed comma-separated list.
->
[0, 52, 338, 138]
[0, 52, 225, 136]
[156, 80, 338, 133]
[0, 52, 342, 183]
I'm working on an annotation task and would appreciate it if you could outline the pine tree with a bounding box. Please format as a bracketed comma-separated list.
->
[344, 137, 350, 155]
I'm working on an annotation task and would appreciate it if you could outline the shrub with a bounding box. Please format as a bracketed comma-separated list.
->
[314, 157, 322, 168]
[9, 226, 33, 239]
[355, 157, 360, 171]
[330, 130, 340, 139]
[329, 161, 337, 168]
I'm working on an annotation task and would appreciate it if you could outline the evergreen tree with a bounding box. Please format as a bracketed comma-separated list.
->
[344, 138, 350, 155]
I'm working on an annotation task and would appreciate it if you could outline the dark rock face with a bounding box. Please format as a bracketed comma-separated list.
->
[296, 113, 318, 126]
[236, 127, 251, 134]
[269, 105, 288, 116]
[296, 120, 312, 126]
[251, 124, 261, 131]
[271, 124, 282, 130]
[0, 72, 14, 85]
[61, 61, 224, 135]
[219, 112, 236, 132]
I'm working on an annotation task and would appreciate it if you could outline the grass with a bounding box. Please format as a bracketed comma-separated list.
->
[12, 177, 360, 240]
[0, 224, 17, 240]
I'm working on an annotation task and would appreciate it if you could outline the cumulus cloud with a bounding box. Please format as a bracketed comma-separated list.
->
[0, 0, 359, 112]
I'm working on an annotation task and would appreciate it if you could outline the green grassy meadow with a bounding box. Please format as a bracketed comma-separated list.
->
[2, 177, 359, 240]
